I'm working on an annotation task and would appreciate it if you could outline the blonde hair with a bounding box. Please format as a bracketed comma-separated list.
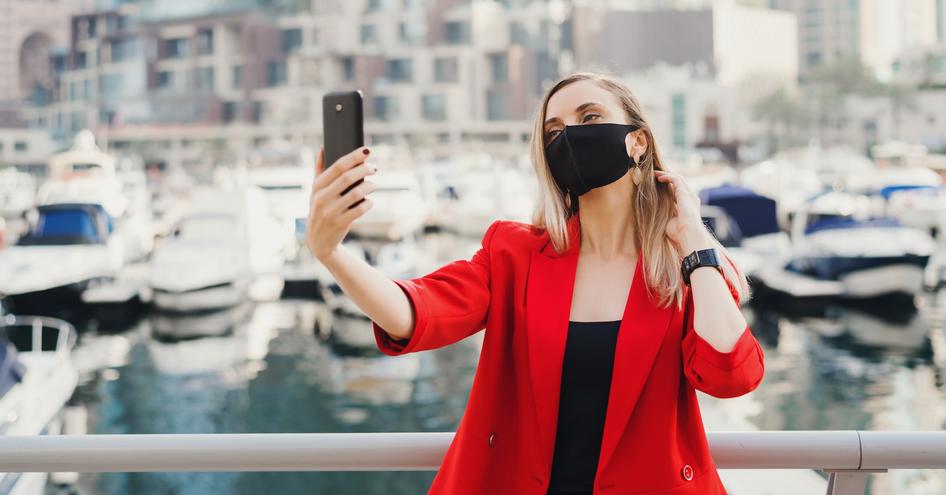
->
[529, 71, 751, 309]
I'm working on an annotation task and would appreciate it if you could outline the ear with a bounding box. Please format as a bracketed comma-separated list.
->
[624, 130, 648, 165]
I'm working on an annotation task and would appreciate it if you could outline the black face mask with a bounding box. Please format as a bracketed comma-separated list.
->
[544, 123, 640, 196]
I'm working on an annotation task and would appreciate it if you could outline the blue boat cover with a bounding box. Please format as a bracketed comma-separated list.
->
[878, 184, 939, 199]
[699, 184, 779, 237]
[804, 216, 902, 235]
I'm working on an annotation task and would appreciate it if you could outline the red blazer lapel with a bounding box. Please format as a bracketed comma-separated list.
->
[524, 213, 677, 479]
[597, 255, 676, 477]
[525, 231, 579, 468]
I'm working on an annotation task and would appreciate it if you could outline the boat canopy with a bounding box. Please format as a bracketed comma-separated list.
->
[699, 184, 779, 238]
[17, 204, 113, 246]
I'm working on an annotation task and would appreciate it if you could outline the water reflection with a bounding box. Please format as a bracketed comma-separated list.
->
[745, 294, 946, 495]
[54, 233, 946, 495]
[71, 298, 484, 494]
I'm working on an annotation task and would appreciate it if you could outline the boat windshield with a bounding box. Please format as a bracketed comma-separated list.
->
[17, 208, 106, 245]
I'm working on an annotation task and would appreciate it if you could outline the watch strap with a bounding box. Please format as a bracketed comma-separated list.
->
[681, 248, 722, 285]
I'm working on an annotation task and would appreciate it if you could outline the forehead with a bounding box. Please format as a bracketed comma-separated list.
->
[545, 79, 624, 121]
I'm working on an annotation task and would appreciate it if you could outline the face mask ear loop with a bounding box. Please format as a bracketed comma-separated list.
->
[625, 124, 643, 169]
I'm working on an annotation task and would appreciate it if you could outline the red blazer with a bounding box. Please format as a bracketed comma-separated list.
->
[372, 213, 765, 495]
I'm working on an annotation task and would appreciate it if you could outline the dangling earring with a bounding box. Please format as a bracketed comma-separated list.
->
[631, 155, 642, 186]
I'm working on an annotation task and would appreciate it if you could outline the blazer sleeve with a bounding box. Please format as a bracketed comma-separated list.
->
[372, 219, 501, 356]
[681, 258, 765, 399]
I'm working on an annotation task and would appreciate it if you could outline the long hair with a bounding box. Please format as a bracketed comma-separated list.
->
[529, 71, 751, 309]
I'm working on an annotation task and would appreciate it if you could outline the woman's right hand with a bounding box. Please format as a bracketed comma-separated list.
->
[306, 146, 378, 261]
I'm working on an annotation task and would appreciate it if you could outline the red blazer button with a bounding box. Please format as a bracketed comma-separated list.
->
[681, 464, 694, 481]
[488, 432, 496, 447]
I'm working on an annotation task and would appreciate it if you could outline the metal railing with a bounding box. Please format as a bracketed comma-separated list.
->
[0, 431, 944, 495]
[0, 314, 76, 355]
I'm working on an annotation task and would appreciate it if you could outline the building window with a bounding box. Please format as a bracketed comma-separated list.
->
[372, 95, 397, 121]
[341, 57, 354, 81]
[486, 89, 507, 121]
[360, 24, 378, 44]
[282, 28, 302, 53]
[252, 101, 264, 123]
[196, 28, 214, 55]
[387, 58, 412, 82]
[805, 51, 821, 67]
[14, 141, 27, 153]
[232, 65, 243, 89]
[433, 57, 458, 82]
[444, 21, 470, 44]
[489, 53, 508, 83]
[671, 93, 686, 149]
[165, 38, 189, 58]
[222, 101, 239, 123]
[421, 93, 446, 121]
[365, 0, 382, 12]
[77, 17, 94, 40]
[399, 22, 424, 45]
[157, 71, 174, 90]
[703, 114, 719, 143]
[109, 40, 124, 62]
[194, 66, 214, 92]
[99, 73, 122, 97]
[52, 54, 67, 73]
[268, 61, 287, 86]
[70, 111, 84, 132]
[75, 51, 88, 69]
[510, 22, 529, 44]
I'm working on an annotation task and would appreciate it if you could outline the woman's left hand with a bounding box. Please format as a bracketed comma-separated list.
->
[654, 170, 713, 257]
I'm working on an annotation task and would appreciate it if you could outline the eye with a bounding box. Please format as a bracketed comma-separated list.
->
[544, 128, 562, 144]
[582, 113, 601, 123]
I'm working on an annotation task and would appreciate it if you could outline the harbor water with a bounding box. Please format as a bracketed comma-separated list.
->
[55, 230, 946, 495]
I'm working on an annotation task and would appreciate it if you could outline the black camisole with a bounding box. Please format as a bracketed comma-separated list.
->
[546, 319, 622, 495]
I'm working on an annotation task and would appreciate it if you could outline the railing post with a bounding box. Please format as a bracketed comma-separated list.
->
[31, 318, 41, 352]
[824, 470, 885, 495]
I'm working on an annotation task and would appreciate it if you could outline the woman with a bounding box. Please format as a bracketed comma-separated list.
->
[306, 72, 764, 495]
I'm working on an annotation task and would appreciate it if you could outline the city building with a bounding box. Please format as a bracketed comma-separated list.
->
[570, 1, 798, 99]
[14, 0, 803, 169]
[767, 0, 939, 81]
[0, 0, 94, 126]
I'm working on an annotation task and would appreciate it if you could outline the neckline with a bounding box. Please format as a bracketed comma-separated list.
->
[569, 319, 621, 324]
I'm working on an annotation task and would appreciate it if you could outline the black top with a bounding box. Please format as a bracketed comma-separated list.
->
[547, 319, 622, 495]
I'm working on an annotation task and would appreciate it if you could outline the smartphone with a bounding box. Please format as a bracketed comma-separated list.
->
[322, 90, 366, 207]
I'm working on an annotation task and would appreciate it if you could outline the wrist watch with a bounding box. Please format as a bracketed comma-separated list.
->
[681, 248, 722, 285]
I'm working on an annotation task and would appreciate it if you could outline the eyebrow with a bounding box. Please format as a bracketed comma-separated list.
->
[544, 102, 603, 126]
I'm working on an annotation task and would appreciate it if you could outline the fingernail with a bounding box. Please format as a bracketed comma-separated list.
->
[363, 148, 370, 155]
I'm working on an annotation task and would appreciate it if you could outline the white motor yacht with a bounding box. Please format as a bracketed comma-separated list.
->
[37, 131, 155, 264]
[149, 186, 285, 312]
[0, 314, 78, 495]
[755, 190, 935, 300]
[349, 169, 428, 241]
[0, 202, 122, 312]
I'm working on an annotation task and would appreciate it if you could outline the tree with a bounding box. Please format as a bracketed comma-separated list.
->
[752, 87, 807, 154]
